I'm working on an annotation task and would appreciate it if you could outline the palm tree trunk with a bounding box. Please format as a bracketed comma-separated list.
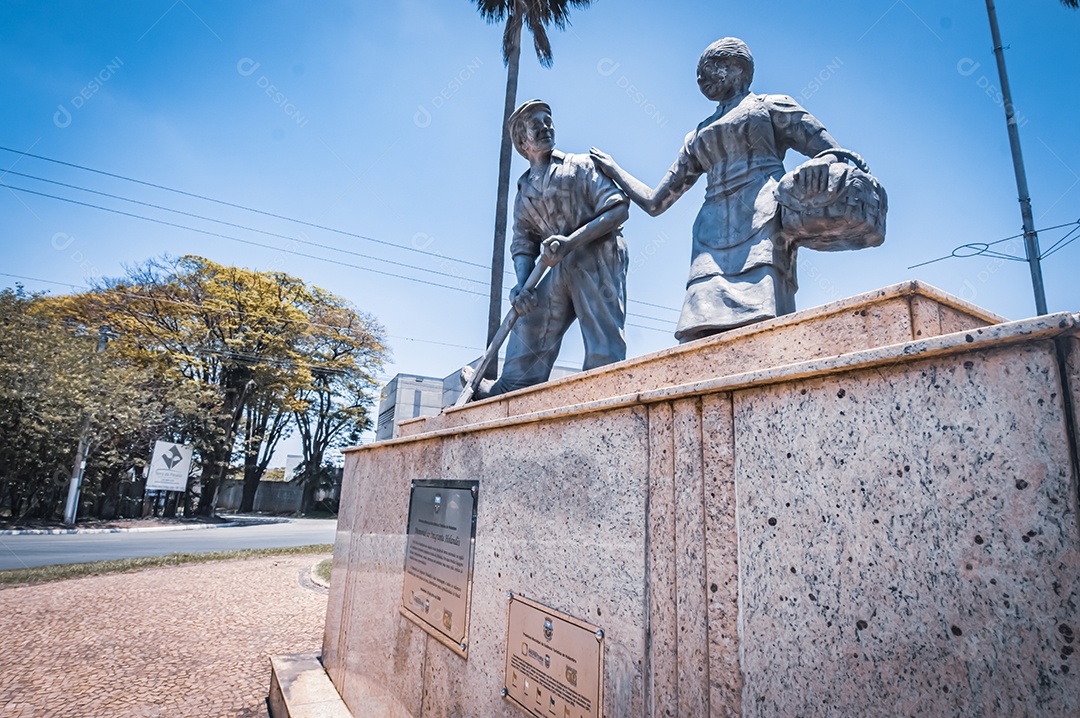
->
[485, 15, 522, 376]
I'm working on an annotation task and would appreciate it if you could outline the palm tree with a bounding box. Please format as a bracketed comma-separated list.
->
[472, 0, 593, 360]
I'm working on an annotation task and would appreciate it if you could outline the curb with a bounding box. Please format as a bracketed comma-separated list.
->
[309, 558, 331, 589]
[0, 516, 289, 536]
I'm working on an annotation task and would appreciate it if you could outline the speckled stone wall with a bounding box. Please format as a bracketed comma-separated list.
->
[735, 341, 1080, 717]
[401, 282, 1002, 439]
[326, 408, 652, 718]
[324, 291, 1079, 718]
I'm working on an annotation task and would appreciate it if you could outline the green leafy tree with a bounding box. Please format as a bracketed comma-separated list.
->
[57, 256, 313, 515]
[53, 256, 386, 517]
[0, 288, 182, 520]
[291, 287, 387, 512]
[0, 287, 86, 518]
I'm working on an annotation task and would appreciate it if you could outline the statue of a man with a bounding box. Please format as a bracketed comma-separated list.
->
[465, 99, 631, 398]
[591, 37, 850, 342]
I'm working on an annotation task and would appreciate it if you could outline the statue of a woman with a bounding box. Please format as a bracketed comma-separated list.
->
[591, 38, 847, 342]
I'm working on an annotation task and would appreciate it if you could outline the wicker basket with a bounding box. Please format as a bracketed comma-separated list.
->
[776, 149, 887, 251]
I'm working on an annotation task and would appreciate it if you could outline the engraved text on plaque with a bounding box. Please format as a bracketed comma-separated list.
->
[400, 479, 478, 657]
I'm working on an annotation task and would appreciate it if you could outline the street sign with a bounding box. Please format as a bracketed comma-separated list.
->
[145, 440, 194, 492]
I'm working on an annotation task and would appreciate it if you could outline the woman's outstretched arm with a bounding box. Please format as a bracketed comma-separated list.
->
[590, 147, 700, 217]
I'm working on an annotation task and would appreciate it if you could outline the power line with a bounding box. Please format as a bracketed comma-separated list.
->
[1, 182, 492, 298]
[0, 144, 681, 315]
[0, 144, 492, 271]
[1, 269, 671, 338]
[1, 272, 494, 350]
[633, 298, 681, 314]
[5, 169, 489, 287]
[1, 182, 675, 326]
[908, 219, 1079, 269]
[0, 271, 392, 342]
[4, 311, 367, 377]
[1039, 223, 1080, 260]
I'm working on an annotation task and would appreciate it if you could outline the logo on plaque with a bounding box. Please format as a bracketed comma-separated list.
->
[503, 593, 604, 718]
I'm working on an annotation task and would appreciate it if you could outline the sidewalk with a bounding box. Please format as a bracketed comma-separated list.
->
[0, 552, 330, 717]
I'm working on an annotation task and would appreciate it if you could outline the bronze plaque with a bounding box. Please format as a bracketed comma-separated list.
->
[503, 593, 604, 718]
[400, 479, 478, 657]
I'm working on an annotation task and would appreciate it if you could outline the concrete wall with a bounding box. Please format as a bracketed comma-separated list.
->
[217, 477, 340, 513]
[217, 479, 302, 513]
[325, 284, 1079, 717]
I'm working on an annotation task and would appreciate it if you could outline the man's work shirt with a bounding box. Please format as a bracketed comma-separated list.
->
[510, 150, 627, 262]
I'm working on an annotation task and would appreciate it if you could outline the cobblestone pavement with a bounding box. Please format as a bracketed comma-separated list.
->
[0, 553, 329, 717]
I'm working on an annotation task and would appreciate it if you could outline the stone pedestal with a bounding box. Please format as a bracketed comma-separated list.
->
[268, 653, 351, 718]
[321, 282, 1080, 717]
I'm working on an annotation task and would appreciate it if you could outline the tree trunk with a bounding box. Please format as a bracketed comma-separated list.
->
[485, 15, 522, 377]
[197, 374, 253, 517]
[163, 490, 178, 518]
[196, 443, 229, 516]
[240, 453, 260, 513]
[300, 468, 321, 514]
[11, 482, 24, 519]
[299, 450, 324, 514]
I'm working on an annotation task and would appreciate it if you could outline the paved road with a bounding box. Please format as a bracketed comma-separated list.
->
[0, 518, 338, 570]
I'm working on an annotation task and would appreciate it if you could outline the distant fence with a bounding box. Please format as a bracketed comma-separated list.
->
[216, 476, 341, 513]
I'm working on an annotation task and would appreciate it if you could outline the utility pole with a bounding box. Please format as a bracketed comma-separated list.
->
[984, 0, 1048, 315]
[63, 325, 109, 525]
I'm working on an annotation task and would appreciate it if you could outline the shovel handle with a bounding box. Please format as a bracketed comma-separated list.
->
[454, 242, 559, 407]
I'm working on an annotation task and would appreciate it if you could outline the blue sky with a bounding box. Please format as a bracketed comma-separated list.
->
[3, 1, 1079, 431]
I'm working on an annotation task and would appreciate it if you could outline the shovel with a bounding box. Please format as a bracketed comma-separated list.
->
[454, 240, 561, 407]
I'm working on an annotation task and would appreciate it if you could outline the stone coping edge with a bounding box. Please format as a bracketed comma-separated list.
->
[268, 652, 351, 718]
[349, 312, 1077, 451]
[396, 279, 1008, 430]
[0, 515, 288, 536]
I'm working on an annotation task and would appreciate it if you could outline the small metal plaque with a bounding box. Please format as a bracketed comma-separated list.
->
[502, 593, 604, 718]
[400, 479, 478, 657]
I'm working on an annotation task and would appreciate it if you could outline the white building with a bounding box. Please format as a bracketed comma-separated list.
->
[374, 373, 445, 441]
[375, 363, 581, 441]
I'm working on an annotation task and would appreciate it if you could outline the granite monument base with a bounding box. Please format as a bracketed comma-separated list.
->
[268, 653, 351, 718]
[319, 282, 1080, 717]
